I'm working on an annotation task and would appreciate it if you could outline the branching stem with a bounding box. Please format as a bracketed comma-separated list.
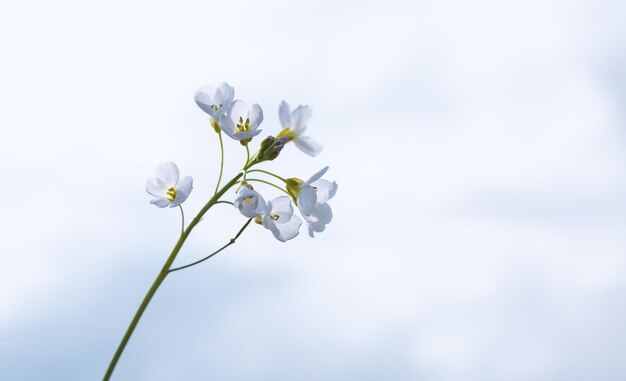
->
[246, 178, 290, 196]
[168, 218, 253, 273]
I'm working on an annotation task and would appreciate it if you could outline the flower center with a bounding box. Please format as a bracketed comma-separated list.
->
[236, 116, 251, 133]
[211, 104, 222, 111]
[242, 195, 255, 207]
[277, 127, 297, 141]
[270, 214, 280, 221]
[166, 187, 177, 202]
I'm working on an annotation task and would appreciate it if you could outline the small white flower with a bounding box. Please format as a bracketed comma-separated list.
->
[287, 166, 329, 217]
[219, 100, 263, 143]
[304, 179, 337, 237]
[234, 187, 266, 218]
[194, 82, 235, 120]
[277, 100, 323, 157]
[146, 162, 193, 208]
[262, 196, 302, 242]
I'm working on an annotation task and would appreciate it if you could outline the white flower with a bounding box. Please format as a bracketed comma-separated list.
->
[277, 100, 323, 157]
[262, 196, 302, 242]
[194, 82, 235, 120]
[304, 179, 337, 237]
[146, 162, 193, 208]
[234, 187, 266, 218]
[219, 100, 263, 143]
[286, 166, 329, 217]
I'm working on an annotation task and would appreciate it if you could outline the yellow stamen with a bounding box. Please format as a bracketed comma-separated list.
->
[166, 187, 177, 202]
[236, 116, 251, 133]
[211, 104, 222, 111]
[242, 196, 255, 207]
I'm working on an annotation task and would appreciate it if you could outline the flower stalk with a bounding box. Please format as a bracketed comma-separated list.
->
[103, 173, 243, 381]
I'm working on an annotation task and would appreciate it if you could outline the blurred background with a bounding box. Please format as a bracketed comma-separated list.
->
[1, 0, 625, 380]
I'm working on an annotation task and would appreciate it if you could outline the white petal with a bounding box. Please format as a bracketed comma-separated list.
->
[219, 114, 236, 138]
[294, 136, 323, 157]
[253, 192, 267, 215]
[310, 179, 337, 204]
[306, 203, 333, 236]
[264, 199, 273, 215]
[146, 177, 167, 197]
[228, 99, 248, 120]
[278, 100, 292, 128]
[233, 129, 263, 141]
[248, 103, 264, 130]
[270, 196, 294, 221]
[297, 185, 317, 216]
[193, 85, 216, 115]
[171, 176, 193, 207]
[261, 200, 276, 230]
[292, 105, 312, 134]
[155, 162, 179, 187]
[216, 82, 235, 107]
[306, 166, 329, 184]
[150, 197, 171, 208]
[270, 215, 302, 242]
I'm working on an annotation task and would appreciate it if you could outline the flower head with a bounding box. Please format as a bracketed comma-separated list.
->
[234, 186, 266, 218]
[194, 83, 235, 121]
[277, 100, 323, 157]
[261, 196, 302, 242]
[146, 162, 193, 208]
[219, 100, 263, 145]
[285, 166, 329, 217]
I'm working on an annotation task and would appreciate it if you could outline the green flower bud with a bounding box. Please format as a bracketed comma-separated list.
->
[259, 136, 276, 151]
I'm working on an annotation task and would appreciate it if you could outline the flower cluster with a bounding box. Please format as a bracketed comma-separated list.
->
[108, 82, 338, 381]
[146, 82, 337, 242]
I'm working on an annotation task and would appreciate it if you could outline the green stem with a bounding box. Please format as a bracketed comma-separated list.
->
[214, 132, 225, 195]
[179, 205, 185, 236]
[103, 173, 243, 381]
[246, 178, 290, 196]
[246, 169, 286, 183]
[244, 145, 251, 169]
[169, 218, 253, 273]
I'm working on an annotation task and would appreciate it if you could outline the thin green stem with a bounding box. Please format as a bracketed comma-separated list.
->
[214, 132, 225, 195]
[244, 145, 251, 169]
[246, 169, 286, 183]
[169, 218, 253, 273]
[246, 178, 290, 196]
[179, 205, 185, 236]
[103, 173, 243, 381]
[214, 200, 234, 206]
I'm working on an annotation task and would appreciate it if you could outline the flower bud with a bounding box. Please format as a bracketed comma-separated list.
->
[258, 136, 288, 161]
[259, 136, 276, 151]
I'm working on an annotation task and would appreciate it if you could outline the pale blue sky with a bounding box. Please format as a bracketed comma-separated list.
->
[1, 0, 625, 380]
